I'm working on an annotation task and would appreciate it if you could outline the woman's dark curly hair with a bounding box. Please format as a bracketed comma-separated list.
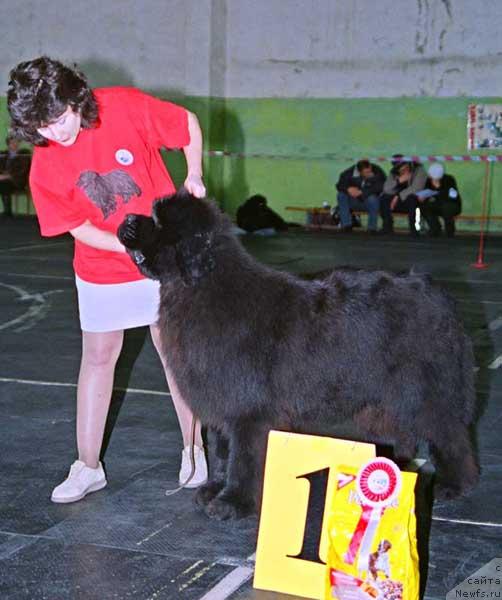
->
[7, 56, 99, 146]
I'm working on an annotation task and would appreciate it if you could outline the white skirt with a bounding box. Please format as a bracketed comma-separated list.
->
[75, 275, 161, 333]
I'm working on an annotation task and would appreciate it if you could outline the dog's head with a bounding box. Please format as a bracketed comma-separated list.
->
[118, 188, 228, 284]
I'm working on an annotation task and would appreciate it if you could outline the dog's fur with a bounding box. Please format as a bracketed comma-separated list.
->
[118, 189, 479, 520]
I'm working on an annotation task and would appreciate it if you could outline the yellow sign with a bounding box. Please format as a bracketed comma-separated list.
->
[254, 431, 375, 600]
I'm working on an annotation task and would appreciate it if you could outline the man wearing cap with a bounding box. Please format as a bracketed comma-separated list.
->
[380, 157, 427, 235]
[418, 162, 462, 237]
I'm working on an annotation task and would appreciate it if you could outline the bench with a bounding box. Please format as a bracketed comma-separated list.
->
[285, 206, 414, 230]
[285, 206, 501, 231]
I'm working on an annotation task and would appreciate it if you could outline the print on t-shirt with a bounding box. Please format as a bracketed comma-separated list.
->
[76, 169, 142, 218]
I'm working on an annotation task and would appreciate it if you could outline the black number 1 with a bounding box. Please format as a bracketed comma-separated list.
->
[287, 467, 330, 565]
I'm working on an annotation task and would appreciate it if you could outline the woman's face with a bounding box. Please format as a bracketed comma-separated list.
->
[37, 106, 82, 146]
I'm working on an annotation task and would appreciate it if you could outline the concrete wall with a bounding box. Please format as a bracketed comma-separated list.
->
[0, 0, 213, 95]
[214, 96, 502, 228]
[1, 0, 501, 98]
[1, 1, 501, 226]
[225, 0, 502, 98]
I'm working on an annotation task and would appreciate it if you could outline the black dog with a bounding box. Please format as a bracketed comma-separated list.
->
[118, 189, 479, 520]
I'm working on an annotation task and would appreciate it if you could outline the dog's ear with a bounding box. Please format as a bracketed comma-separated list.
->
[175, 232, 216, 286]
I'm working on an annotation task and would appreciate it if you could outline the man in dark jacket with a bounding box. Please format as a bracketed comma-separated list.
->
[0, 136, 31, 217]
[335, 159, 386, 232]
[418, 162, 462, 237]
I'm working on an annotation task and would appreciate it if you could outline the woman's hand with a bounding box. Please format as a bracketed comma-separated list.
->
[184, 173, 206, 198]
[183, 111, 206, 198]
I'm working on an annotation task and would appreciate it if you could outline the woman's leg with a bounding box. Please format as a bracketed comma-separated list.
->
[77, 330, 124, 468]
[149, 323, 202, 447]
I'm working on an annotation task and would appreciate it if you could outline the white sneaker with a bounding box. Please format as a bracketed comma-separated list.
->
[51, 460, 107, 503]
[179, 445, 208, 488]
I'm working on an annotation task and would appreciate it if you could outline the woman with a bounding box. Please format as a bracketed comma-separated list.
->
[7, 56, 208, 503]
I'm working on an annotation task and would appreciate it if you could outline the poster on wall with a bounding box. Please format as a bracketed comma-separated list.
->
[468, 103, 502, 150]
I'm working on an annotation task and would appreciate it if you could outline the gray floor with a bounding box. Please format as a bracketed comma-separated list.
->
[0, 217, 501, 599]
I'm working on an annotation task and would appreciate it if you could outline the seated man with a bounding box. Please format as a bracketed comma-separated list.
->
[335, 159, 386, 232]
[380, 156, 427, 235]
[0, 136, 31, 217]
[418, 163, 462, 237]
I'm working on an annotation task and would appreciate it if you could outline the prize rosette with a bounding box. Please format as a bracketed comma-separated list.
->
[344, 458, 401, 567]
[356, 457, 402, 508]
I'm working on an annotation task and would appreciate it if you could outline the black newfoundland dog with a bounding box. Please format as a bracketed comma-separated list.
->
[118, 189, 478, 520]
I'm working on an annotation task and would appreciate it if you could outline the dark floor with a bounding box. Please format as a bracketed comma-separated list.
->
[1, 217, 501, 600]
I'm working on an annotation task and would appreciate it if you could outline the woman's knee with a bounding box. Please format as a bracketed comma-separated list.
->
[81, 331, 124, 368]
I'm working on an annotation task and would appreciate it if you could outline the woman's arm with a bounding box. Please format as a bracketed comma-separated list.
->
[70, 220, 126, 253]
[183, 111, 206, 198]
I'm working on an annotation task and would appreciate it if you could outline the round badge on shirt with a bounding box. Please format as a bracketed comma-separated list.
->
[115, 149, 134, 166]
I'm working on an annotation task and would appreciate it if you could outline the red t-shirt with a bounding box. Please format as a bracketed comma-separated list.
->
[29, 87, 190, 284]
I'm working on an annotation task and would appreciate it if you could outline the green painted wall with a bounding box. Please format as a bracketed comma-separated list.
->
[206, 96, 502, 232]
[2, 95, 501, 231]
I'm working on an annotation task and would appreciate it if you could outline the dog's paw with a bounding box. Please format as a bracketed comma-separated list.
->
[204, 495, 254, 521]
[195, 481, 224, 507]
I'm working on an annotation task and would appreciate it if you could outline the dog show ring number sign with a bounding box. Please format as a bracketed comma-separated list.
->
[254, 431, 375, 599]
